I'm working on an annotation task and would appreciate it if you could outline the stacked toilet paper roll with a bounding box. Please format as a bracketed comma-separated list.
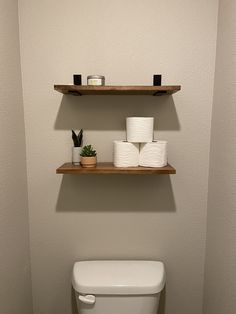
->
[113, 141, 139, 167]
[113, 117, 169, 168]
[139, 141, 168, 167]
[126, 117, 154, 143]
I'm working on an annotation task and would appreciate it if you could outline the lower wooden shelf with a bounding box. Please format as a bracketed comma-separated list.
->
[56, 162, 176, 175]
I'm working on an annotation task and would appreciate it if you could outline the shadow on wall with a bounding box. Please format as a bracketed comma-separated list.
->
[56, 175, 176, 212]
[71, 287, 77, 314]
[55, 94, 178, 213]
[158, 287, 166, 314]
[54, 95, 180, 131]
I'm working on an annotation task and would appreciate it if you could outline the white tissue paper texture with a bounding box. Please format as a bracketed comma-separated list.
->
[139, 141, 168, 167]
[126, 117, 154, 143]
[113, 141, 139, 167]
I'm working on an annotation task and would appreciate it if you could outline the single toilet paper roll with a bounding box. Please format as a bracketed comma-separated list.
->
[113, 141, 139, 167]
[126, 117, 154, 143]
[139, 141, 167, 167]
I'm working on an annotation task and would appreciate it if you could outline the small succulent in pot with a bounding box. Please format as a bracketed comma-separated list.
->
[80, 145, 97, 157]
[71, 129, 83, 165]
[80, 145, 97, 168]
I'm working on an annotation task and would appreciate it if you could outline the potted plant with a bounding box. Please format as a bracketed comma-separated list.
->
[72, 129, 83, 165]
[80, 145, 97, 168]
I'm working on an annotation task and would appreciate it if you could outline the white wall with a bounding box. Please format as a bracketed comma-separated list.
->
[18, 1, 218, 313]
[203, 0, 236, 313]
[0, 0, 32, 313]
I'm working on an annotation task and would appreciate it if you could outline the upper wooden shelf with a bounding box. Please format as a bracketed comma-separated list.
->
[54, 85, 181, 96]
[56, 162, 176, 175]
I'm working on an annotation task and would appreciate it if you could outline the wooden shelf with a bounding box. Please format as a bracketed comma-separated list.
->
[56, 162, 176, 175]
[54, 85, 181, 96]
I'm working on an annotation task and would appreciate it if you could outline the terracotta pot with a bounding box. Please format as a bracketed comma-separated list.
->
[80, 156, 97, 168]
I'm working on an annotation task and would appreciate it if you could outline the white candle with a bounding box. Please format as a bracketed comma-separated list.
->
[87, 75, 105, 86]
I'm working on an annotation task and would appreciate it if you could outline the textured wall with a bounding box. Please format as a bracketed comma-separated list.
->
[0, 0, 32, 313]
[18, 0, 218, 313]
[203, 0, 236, 313]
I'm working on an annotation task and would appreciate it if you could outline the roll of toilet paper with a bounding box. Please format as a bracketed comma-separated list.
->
[139, 141, 168, 167]
[126, 117, 154, 143]
[113, 141, 139, 167]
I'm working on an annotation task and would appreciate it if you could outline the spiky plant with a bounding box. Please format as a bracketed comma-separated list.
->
[72, 129, 83, 147]
[80, 145, 97, 157]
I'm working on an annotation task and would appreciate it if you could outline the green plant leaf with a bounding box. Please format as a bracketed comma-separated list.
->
[78, 129, 83, 147]
[72, 130, 79, 147]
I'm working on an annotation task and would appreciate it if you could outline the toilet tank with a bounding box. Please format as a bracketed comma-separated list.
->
[72, 260, 165, 314]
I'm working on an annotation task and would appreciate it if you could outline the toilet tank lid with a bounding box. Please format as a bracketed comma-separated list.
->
[72, 260, 165, 295]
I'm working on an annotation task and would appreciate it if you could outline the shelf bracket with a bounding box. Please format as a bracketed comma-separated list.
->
[153, 91, 168, 96]
[68, 91, 82, 96]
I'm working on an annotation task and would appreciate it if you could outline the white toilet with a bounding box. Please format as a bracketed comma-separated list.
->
[72, 260, 165, 314]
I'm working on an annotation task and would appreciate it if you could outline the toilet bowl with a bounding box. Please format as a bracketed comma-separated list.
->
[72, 260, 165, 314]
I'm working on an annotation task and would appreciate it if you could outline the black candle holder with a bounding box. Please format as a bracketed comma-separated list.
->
[153, 74, 162, 86]
[73, 74, 82, 85]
